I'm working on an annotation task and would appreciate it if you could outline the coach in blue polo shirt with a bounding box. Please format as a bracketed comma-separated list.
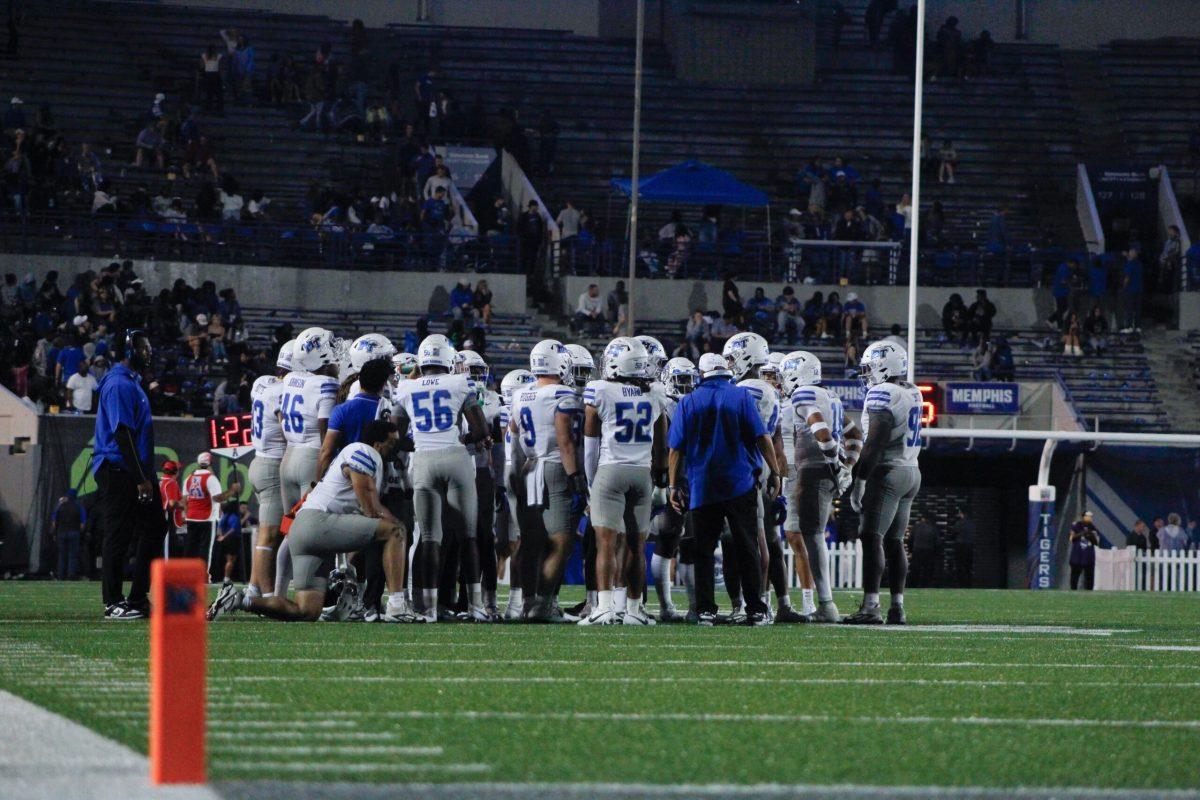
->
[667, 353, 783, 625]
[93, 330, 165, 619]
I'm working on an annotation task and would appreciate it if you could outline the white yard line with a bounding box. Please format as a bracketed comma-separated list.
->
[192, 657, 1200, 669]
[212, 760, 490, 774]
[1128, 646, 1200, 652]
[211, 744, 444, 756]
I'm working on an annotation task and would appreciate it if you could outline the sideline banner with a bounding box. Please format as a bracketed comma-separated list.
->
[1027, 484, 1056, 589]
[944, 382, 1020, 415]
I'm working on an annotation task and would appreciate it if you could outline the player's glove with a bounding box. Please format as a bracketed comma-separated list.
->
[849, 479, 866, 513]
[772, 494, 787, 527]
[568, 472, 589, 516]
[836, 464, 854, 497]
[652, 469, 668, 489]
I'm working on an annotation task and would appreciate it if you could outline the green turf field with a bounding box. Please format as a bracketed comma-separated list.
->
[1, 584, 1198, 795]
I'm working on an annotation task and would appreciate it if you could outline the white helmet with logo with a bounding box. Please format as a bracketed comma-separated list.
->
[662, 356, 698, 399]
[417, 334, 456, 371]
[529, 339, 571, 383]
[500, 369, 537, 404]
[564, 343, 596, 386]
[392, 351, 417, 376]
[603, 337, 649, 380]
[636, 335, 667, 380]
[859, 340, 907, 387]
[349, 333, 397, 372]
[722, 331, 770, 380]
[294, 327, 339, 372]
[276, 339, 295, 371]
[762, 351, 785, 386]
[779, 350, 823, 396]
[697, 352, 731, 378]
[455, 349, 490, 383]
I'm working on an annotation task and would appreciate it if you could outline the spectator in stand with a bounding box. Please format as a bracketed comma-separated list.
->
[776, 286, 802, 346]
[822, 291, 843, 342]
[51, 489, 86, 580]
[1127, 519, 1150, 549]
[185, 314, 210, 361]
[659, 210, 686, 246]
[1049, 259, 1072, 328]
[721, 273, 742, 322]
[865, 0, 897, 49]
[1069, 511, 1100, 590]
[1062, 311, 1082, 357]
[909, 512, 937, 587]
[1151, 517, 1165, 550]
[449, 278, 474, 325]
[935, 16, 964, 81]
[423, 163, 454, 202]
[1086, 255, 1109, 319]
[969, 29, 995, 75]
[842, 337, 860, 379]
[991, 336, 1015, 381]
[2, 96, 24, 134]
[1083, 305, 1109, 356]
[745, 288, 775, 337]
[218, 177, 244, 222]
[1188, 519, 1200, 551]
[709, 312, 739, 353]
[896, 194, 913, 238]
[300, 60, 328, 131]
[1119, 247, 1143, 334]
[200, 46, 223, 114]
[574, 283, 605, 336]
[986, 207, 1010, 256]
[970, 339, 993, 381]
[607, 280, 629, 336]
[937, 139, 957, 184]
[1159, 513, 1188, 551]
[798, 158, 826, 213]
[65, 358, 97, 412]
[55, 335, 85, 385]
[215, 501, 242, 582]
[556, 199, 581, 266]
[842, 292, 868, 339]
[133, 121, 166, 170]
[4, 129, 31, 213]
[473, 279, 493, 327]
[883, 324, 907, 350]
[827, 174, 857, 217]
[1158, 224, 1183, 292]
[968, 289, 996, 346]
[802, 291, 825, 341]
[414, 66, 438, 136]
[681, 309, 710, 360]
[183, 136, 219, 180]
[517, 200, 546, 300]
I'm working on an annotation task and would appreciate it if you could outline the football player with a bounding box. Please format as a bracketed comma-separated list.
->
[392, 334, 492, 622]
[208, 421, 406, 622]
[343, 333, 398, 400]
[497, 368, 536, 619]
[648, 356, 697, 622]
[245, 339, 291, 599]
[780, 350, 845, 623]
[723, 332, 794, 622]
[761, 351, 808, 622]
[509, 340, 584, 622]
[580, 337, 668, 625]
[843, 341, 922, 625]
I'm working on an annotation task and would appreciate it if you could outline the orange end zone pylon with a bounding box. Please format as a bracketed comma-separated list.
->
[149, 558, 207, 784]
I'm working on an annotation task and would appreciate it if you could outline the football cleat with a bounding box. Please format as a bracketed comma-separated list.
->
[622, 603, 655, 626]
[887, 605, 907, 625]
[812, 601, 842, 623]
[696, 611, 717, 627]
[840, 604, 884, 625]
[106, 601, 148, 620]
[467, 605, 493, 623]
[551, 600, 578, 623]
[206, 584, 242, 621]
[502, 597, 524, 622]
[363, 607, 380, 623]
[658, 606, 688, 623]
[774, 605, 812, 624]
[746, 612, 771, 627]
[577, 608, 618, 626]
[565, 600, 588, 617]
[331, 581, 359, 622]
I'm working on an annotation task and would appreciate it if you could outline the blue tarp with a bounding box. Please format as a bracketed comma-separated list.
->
[610, 160, 768, 207]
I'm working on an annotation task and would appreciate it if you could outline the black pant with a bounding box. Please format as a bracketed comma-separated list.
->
[689, 489, 766, 616]
[184, 520, 213, 564]
[96, 464, 166, 607]
[1070, 563, 1094, 590]
[911, 548, 936, 588]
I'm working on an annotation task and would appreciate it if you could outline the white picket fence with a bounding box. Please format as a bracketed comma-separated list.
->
[1132, 549, 1200, 592]
[781, 540, 863, 589]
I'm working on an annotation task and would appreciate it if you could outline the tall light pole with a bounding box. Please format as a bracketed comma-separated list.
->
[905, 0, 927, 382]
[625, 0, 645, 333]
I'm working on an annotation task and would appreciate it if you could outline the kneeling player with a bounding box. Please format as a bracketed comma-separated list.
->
[207, 421, 407, 622]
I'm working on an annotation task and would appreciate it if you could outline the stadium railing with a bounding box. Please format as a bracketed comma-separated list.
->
[0, 213, 523, 273]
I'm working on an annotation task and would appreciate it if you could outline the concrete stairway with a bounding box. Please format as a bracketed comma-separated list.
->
[1140, 327, 1200, 432]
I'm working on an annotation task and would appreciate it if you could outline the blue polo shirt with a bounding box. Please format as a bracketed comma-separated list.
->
[328, 392, 385, 444]
[92, 363, 154, 475]
[667, 376, 766, 510]
[1123, 259, 1143, 295]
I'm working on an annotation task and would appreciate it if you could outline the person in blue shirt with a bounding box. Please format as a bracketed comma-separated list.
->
[744, 287, 775, 337]
[92, 329, 165, 619]
[1049, 259, 1072, 327]
[51, 489, 87, 580]
[215, 502, 243, 584]
[667, 354, 782, 625]
[317, 358, 393, 478]
[448, 278, 474, 325]
[55, 337, 85, 384]
[1120, 247, 1143, 333]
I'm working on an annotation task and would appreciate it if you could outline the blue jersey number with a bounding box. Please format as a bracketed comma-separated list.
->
[411, 390, 454, 432]
[519, 407, 536, 447]
[830, 403, 844, 441]
[905, 406, 922, 447]
[281, 393, 304, 434]
[251, 399, 265, 439]
[614, 401, 653, 443]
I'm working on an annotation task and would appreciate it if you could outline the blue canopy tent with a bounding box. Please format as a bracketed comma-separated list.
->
[610, 160, 773, 252]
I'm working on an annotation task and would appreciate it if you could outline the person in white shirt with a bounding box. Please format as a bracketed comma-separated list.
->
[574, 283, 604, 335]
[65, 360, 98, 412]
[207, 421, 406, 622]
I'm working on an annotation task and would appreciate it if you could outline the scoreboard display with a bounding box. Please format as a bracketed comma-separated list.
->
[207, 413, 253, 451]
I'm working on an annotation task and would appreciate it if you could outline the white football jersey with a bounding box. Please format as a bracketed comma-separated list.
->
[303, 442, 383, 515]
[862, 380, 923, 467]
[738, 378, 781, 436]
[279, 370, 339, 449]
[464, 388, 504, 469]
[499, 403, 526, 485]
[249, 375, 286, 459]
[778, 392, 795, 471]
[511, 382, 581, 463]
[584, 379, 665, 468]
[392, 372, 479, 452]
[790, 384, 844, 468]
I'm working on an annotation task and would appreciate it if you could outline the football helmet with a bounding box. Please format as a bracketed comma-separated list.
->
[722, 331, 770, 380]
[761, 351, 785, 388]
[697, 352, 731, 377]
[500, 369, 537, 404]
[529, 339, 571, 383]
[392, 352, 417, 376]
[859, 340, 907, 387]
[636, 335, 667, 380]
[564, 343, 596, 386]
[417, 334, 456, 371]
[294, 327, 339, 372]
[602, 337, 649, 380]
[455, 349, 491, 383]
[276, 339, 295, 372]
[349, 333, 397, 372]
[779, 350, 823, 396]
[662, 357, 698, 399]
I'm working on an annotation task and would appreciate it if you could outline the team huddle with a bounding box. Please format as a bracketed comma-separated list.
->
[207, 323, 922, 626]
